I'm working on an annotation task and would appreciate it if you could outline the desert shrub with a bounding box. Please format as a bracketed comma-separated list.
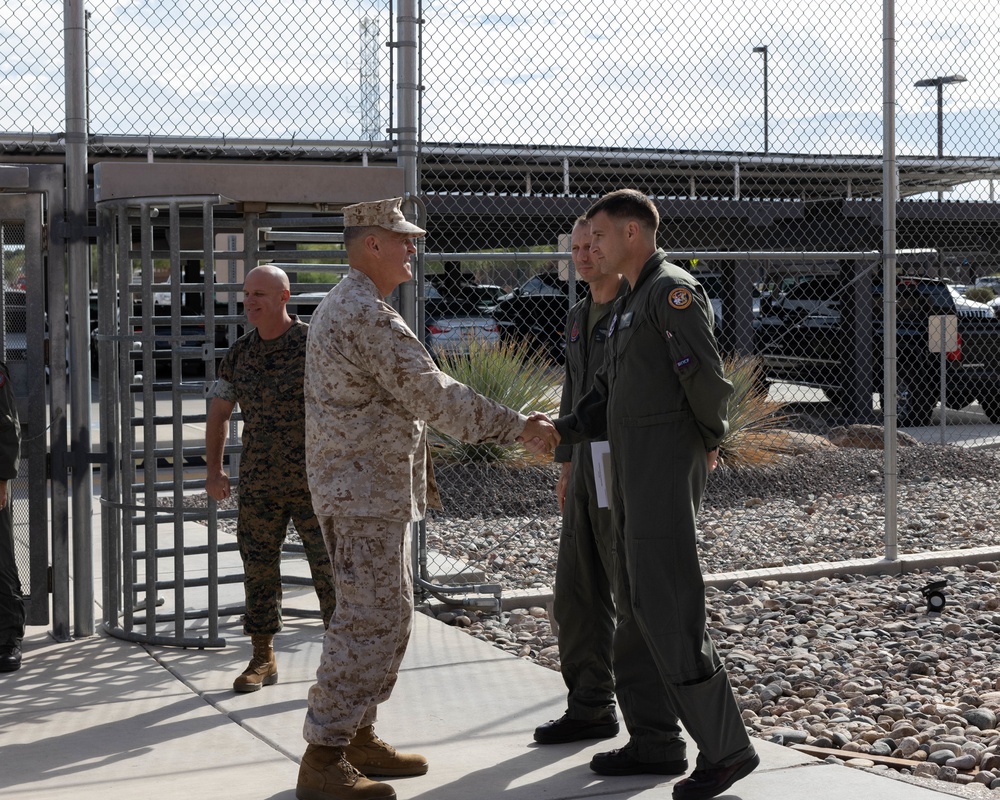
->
[719, 354, 800, 468]
[431, 338, 560, 464]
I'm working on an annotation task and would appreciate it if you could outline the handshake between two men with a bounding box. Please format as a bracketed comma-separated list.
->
[516, 412, 560, 456]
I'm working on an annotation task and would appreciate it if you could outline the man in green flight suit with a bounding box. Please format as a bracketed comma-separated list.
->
[533, 217, 629, 745]
[544, 190, 759, 800]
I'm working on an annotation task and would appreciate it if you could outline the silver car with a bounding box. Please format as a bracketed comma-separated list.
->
[426, 310, 501, 360]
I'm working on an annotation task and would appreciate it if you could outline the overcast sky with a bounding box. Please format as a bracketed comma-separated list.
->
[4, 0, 998, 167]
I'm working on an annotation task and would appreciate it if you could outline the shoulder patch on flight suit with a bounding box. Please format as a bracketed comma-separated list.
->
[668, 287, 692, 310]
[570, 321, 580, 343]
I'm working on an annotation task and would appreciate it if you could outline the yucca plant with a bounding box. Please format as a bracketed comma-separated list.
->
[719, 353, 797, 468]
[432, 337, 561, 464]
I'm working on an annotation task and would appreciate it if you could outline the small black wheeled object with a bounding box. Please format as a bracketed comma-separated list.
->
[921, 579, 947, 613]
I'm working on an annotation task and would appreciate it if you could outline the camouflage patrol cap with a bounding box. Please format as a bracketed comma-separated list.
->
[341, 197, 426, 237]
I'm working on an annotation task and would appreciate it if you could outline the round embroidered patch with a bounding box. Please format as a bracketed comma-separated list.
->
[668, 287, 692, 310]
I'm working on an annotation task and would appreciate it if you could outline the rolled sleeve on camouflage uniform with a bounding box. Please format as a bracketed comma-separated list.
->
[211, 376, 238, 404]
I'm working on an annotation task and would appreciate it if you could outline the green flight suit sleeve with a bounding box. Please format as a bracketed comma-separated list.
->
[653, 280, 732, 450]
[553, 306, 578, 463]
[554, 364, 609, 446]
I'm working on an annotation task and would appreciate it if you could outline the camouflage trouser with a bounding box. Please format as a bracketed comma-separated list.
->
[302, 516, 412, 747]
[237, 489, 337, 635]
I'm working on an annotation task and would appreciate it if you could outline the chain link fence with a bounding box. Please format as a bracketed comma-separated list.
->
[5, 1, 394, 141]
[7, 1, 1000, 605]
[414, 0, 1000, 599]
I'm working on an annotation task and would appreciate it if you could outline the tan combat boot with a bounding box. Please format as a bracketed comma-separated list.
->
[344, 725, 428, 777]
[233, 633, 278, 693]
[296, 744, 396, 800]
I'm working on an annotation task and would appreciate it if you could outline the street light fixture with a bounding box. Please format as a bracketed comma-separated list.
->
[914, 74, 967, 200]
[752, 45, 769, 153]
[914, 74, 967, 158]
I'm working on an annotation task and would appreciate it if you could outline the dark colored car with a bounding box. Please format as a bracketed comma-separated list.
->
[491, 272, 578, 364]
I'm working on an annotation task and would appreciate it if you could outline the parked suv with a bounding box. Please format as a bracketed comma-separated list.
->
[491, 272, 577, 364]
[755, 274, 1000, 426]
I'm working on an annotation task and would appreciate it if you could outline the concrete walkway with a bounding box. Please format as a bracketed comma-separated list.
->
[1, 404, 976, 800]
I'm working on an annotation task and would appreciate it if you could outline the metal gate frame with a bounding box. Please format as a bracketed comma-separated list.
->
[97, 194, 235, 647]
[0, 176, 64, 632]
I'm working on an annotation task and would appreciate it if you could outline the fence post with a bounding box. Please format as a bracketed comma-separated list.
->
[882, 0, 899, 562]
[65, 0, 95, 636]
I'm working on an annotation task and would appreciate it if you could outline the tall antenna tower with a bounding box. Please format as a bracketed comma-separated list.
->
[359, 17, 381, 141]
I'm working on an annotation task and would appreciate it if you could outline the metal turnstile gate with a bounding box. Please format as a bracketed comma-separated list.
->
[97, 195, 347, 647]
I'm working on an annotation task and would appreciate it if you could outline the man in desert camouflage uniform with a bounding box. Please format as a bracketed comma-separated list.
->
[206, 265, 336, 693]
[296, 197, 558, 800]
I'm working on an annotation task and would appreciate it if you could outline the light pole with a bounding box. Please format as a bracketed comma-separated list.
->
[913, 75, 968, 158]
[752, 45, 768, 153]
[914, 74, 967, 200]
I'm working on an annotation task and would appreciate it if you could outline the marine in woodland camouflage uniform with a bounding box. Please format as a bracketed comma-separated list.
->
[296, 198, 557, 799]
[212, 319, 336, 633]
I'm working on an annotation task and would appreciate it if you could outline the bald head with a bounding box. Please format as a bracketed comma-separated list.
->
[242, 265, 292, 339]
[244, 265, 290, 293]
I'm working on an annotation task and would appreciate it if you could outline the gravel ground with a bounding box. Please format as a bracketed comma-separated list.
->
[426, 445, 1000, 587]
[424, 444, 1000, 796]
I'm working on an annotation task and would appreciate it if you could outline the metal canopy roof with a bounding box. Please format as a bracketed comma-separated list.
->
[415, 143, 1000, 201]
[1, 134, 998, 202]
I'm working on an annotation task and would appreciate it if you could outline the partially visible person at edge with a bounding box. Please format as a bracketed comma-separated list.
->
[530, 189, 759, 800]
[296, 197, 558, 800]
[205, 265, 337, 693]
[532, 217, 629, 745]
[0, 360, 22, 672]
